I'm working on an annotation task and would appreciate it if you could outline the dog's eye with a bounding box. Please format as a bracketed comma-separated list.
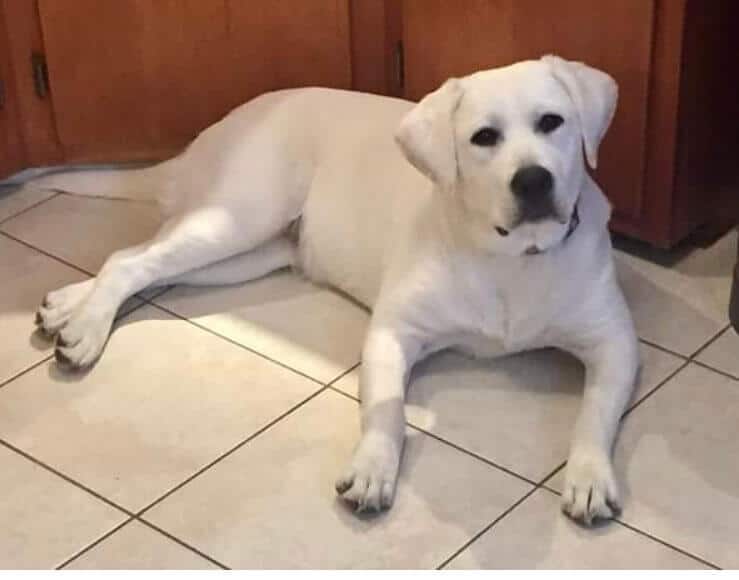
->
[470, 127, 501, 147]
[537, 113, 564, 134]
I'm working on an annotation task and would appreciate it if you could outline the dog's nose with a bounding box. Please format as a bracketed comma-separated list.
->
[510, 165, 554, 201]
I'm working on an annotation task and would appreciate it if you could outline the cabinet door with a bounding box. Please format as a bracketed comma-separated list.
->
[0, 5, 25, 177]
[402, 0, 655, 223]
[36, 0, 352, 162]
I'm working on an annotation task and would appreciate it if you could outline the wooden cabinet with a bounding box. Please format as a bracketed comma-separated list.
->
[1, 0, 736, 248]
[36, 0, 353, 161]
[0, 4, 24, 177]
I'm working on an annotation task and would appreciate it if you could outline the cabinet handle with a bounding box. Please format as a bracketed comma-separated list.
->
[0, 79, 5, 110]
[31, 52, 49, 99]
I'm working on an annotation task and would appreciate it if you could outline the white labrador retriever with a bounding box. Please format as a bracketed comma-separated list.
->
[28, 55, 638, 525]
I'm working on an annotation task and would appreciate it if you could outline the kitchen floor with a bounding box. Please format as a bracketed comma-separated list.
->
[1, 186, 737, 570]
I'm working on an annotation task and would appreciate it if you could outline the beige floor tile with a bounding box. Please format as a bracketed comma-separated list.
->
[550, 363, 739, 568]
[333, 343, 682, 482]
[155, 271, 369, 383]
[0, 187, 56, 223]
[446, 489, 707, 569]
[695, 327, 739, 378]
[145, 390, 531, 569]
[66, 520, 218, 570]
[0, 444, 125, 569]
[614, 230, 735, 356]
[0, 305, 321, 512]
[0, 193, 160, 273]
[0, 235, 88, 384]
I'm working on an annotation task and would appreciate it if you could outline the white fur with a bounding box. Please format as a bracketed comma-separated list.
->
[26, 57, 638, 525]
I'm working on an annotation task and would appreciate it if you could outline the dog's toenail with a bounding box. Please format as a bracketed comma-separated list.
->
[55, 348, 73, 366]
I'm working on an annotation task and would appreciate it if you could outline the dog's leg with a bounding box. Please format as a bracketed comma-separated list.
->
[561, 325, 639, 525]
[162, 236, 295, 287]
[335, 324, 422, 512]
[50, 205, 290, 368]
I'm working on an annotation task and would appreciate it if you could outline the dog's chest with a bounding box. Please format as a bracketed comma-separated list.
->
[452, 257, 562, 354]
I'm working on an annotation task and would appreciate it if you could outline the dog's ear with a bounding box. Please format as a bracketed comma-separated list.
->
[395, 78, 463, 188]
[542, 55, 618, 169]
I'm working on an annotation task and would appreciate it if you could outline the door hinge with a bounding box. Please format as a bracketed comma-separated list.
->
[394, 40, 405, 91]
[31, 52, 50, 99]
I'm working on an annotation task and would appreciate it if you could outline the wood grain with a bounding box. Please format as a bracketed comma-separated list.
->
[37, 0, 352, 161]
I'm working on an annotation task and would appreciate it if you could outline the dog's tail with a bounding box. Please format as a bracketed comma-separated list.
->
[16, 162, 172, 204]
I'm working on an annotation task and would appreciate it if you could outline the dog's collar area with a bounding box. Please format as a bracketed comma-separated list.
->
[524, 202, 580, 255]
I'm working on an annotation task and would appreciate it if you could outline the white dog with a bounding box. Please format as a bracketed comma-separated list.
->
[28, 55, 638, 525]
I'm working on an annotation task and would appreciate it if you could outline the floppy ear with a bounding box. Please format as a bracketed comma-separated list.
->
[542, 55, 618, 169]
[394, 78, 463, 188]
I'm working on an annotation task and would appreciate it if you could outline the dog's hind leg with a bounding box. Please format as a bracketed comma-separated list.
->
[47, 203, 292, 368]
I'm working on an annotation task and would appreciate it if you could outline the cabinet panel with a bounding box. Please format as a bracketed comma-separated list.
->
[37, 0, 352, 162]
[0, 4, 24, 177]
[402, 0, 655, 222]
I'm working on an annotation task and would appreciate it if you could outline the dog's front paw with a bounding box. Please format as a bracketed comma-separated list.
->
[561, 448, 620, 526]
[335, 435, 400, 514]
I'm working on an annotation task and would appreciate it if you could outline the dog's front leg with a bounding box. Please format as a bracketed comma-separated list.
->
[562, 327, 639, 525]
[335, 323, 421, 513]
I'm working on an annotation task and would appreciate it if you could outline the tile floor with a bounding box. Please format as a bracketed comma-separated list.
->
[0, 186, 736, 570]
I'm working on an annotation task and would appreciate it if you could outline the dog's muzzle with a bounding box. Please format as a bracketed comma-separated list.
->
[510, 165, 557, 224]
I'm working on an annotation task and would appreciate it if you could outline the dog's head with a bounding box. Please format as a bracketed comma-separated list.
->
[395, 56, 617, 255]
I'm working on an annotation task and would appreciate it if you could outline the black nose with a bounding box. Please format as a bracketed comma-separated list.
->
[510, 165, 554, 200]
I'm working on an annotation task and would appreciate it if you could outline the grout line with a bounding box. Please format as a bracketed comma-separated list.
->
[0, 439, 134, 517]
[625, 323, 733, 418]
[0, 230, 94, 276]
[328, 384, 538, 486]
[146, 301, 326, 388]
[537, 460, 566, 492]
[328, 384, 539, 488]
[536, 473, 722, 569]
[132, 518, 229, 570]
[689, 324, 731, 360]
[0, 354, 54, 391]
[408, 425, 538, 487]
[437, 462, 566, 570]
[638, 337, 688, 360]
[613, 520, 721, 570]
[135, 386, 329, 518]
[326, 361, 361, 387]
[623, 359, 690, 418]
[436, 486, 539, 570]
[691, 359, 739, 382]
[0, 191, 61, 227]
[56, 517, 134, 570]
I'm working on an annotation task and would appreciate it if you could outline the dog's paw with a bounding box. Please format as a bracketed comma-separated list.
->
[36, 280, 94, 336]
[335, 436, 400, 514]
[561, 449, 620, 526]
[55, 305, 114, 370]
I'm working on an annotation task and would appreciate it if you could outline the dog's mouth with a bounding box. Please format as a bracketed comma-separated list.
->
[494, 201, 580, 254]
